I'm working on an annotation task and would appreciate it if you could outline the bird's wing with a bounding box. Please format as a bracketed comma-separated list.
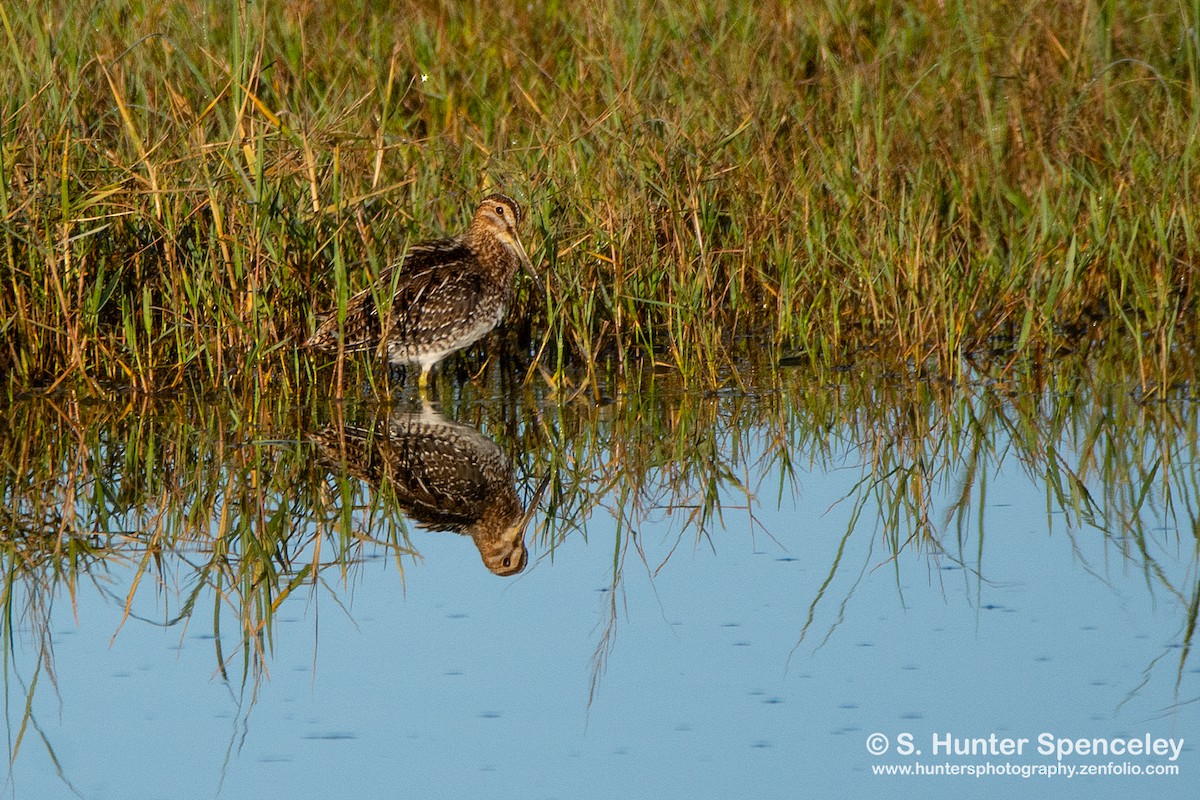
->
[385, 254, 492, 341]
[306, 238, 480, 353]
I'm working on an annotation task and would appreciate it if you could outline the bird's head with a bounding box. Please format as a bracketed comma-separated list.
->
[475, 529, 529, 576]
[471, 193, 533, 274]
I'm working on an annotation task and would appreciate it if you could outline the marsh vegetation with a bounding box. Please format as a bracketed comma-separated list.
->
[1, 0, 1197, 392]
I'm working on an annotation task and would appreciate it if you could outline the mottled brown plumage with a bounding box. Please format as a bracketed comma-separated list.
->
[305, 193, 533, 393]
[312, 405, 546, 576]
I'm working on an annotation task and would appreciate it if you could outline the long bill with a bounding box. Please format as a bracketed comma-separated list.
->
[514, 470, 552, 538]
[509, 234, 543, 292]
[496, 469, 552, 555]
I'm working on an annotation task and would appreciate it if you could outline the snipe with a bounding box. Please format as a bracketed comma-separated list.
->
[305, 193, 533, 394]
[311, 404, 548, 576]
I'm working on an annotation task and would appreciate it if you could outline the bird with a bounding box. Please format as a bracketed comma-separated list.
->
[311, 404, 548, 576]
[305, 193, 534, 395]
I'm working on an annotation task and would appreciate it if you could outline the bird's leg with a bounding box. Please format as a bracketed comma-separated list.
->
[418, 366, 431, 400]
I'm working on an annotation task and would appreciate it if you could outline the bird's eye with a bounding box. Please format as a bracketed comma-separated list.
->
[495, 205, 505, 216]
[502, 556, 512, 567]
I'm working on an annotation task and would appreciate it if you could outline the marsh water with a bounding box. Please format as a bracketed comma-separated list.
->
[1, 353, 1197, 799]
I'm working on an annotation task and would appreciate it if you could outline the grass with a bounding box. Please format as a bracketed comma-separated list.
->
[1, 0, 1198, 393]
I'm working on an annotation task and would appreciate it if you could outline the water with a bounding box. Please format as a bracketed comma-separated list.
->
[2, 359, 1197, 799]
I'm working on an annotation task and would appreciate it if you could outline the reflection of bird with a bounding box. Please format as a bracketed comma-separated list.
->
[312, 405, 545, 576]
[305, 194, 534, 395]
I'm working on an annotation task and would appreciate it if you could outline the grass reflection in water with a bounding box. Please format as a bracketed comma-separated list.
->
[0, 347, 1196, 779]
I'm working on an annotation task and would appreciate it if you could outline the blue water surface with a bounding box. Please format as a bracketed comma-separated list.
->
[6, 415, 1196, 800]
